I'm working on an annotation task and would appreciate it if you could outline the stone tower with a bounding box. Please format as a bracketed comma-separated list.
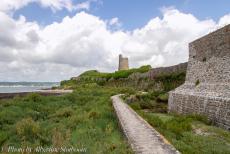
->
[118, 54, 129, 71]
[168, 24, 230, 130]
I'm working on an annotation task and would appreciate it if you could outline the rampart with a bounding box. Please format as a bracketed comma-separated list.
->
[129, 62, 187, 80]
[168, 24, 230, 130]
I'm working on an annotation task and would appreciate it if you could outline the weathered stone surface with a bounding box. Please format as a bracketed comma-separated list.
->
[112, 95, 180, 154]
[169, 24, 230, 130]
[119, 54, 129, 70]
[129, 62, 187, 80]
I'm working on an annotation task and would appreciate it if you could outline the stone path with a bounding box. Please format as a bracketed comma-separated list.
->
[111, 95, 180, 154]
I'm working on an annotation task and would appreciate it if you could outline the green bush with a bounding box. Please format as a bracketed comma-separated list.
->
[149, 91, 165, 98]
[155, 72, 186, 91]
[60, 79, 78, 89]
[54, 107, 74, 118]
[0, 131, 7, 146]
[0, 107, 24, 125]
[76, 65, 152, 83]
[156, 93, 169, 102]
[139, 100, 155, 109]
[97, 80, 106, 86]
[88, 111, 100, 119]
[16, 117, 41, 142]
[24, 93, 42, 102]
[112, 65, 151, 79]
[130, 102, 141, 110]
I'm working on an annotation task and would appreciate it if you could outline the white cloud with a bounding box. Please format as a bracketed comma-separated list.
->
[108, 17, 122, 29]
[0, 0, 101, 13]
[218, 14, 230, 27]
[0, 8, 229, 81]
[109, 17, 120, 26]
[75, 1, 91, 10]
[75, 0, 101, 11]
[0, 0, 75, 13]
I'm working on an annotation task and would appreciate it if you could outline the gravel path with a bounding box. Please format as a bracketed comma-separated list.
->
[111, 95, 180, 154]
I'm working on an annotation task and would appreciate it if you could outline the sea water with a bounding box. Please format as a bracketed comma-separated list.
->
[0, 82, 59, 93]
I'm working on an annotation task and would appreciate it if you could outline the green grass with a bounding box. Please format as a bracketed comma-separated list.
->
[67, 65, 151, 82]
[2, 65, 229, 154]
[155, 72, 186, 91]
[126, 91, 230, 154]
[0, 85, 133, 154]
[60, 65, 152, 89]
[125, 90, 168, 113]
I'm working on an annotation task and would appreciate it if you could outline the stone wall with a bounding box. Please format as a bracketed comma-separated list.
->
[169, 24, 230, 130]
[148, 62, 187, 80]
[118, 54, 129, 70]
[129, 62, 187, 80]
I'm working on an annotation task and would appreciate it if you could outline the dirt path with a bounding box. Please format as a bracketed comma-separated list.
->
[111, 95, 180, 154]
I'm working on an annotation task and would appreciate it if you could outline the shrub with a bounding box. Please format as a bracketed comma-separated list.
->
[139, 100, 155, 109]
[24, 93, 42, 102]
[119, 88, 136, 95]
[156, 93, 169, 103]
[155, 72, 186, 91]
[16, 118, 40, 142]
[54, 107, 74, 118]
[65, 93, 76, 103]
[135, 92, 153, 101]
[0, 107, 23, 125]
[130, 102, 141, 110]
[88, 111, 100, 119]
[0, 131, 8, 146]
[97, 80, 106, 86]
[60, 79, 77, 88]
[152, 103, 168, 113]
[105, 123, 114, 134]
[52, 128, 63, 146]
[149, 91, 164, 97]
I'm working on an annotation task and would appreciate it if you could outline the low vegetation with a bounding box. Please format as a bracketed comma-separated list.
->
[154, 72, 186, 91]
[79, 65, 151, 80]
[0, 85, 134, 153]
[60, 65, 151, 89]
[124, 87, 230, 154]
[1, 65, 230, 154]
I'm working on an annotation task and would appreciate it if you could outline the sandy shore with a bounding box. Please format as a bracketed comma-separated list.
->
[0, 89, 73, 99]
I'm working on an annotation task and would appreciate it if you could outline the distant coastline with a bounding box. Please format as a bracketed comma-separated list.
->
[0, 82, 59, 93]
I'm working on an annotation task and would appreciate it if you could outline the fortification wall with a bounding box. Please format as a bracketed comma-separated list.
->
[148, 62, 187, 80]
[169, 24, 230, 130]
[129, 62, 187, 80]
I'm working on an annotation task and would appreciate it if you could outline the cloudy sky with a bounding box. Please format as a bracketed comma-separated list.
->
[0, 0, 230, 82]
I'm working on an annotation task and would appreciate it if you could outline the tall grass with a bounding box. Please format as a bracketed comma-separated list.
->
[0, 85, 133, 153]
[127, 91, 230, 154]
